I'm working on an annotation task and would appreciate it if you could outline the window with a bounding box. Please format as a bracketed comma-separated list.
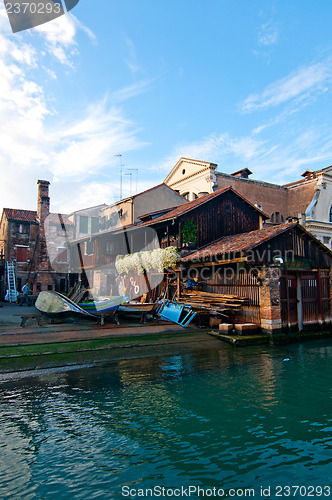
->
[16, 246, 28, 262]
[182, 192, 190, 200]
[108, 213, 118, 227]
[85, 240, 94, 255]
[329, 205, 332, 222]
[91, 217, 99, 234]
[79, 216, 88, 234]
[105, 241, 113, 255]
[323, 236, 330, 245]
[17, 223, 28, 234]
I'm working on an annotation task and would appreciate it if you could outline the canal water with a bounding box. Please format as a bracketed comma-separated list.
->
[0, 340, 332, 499]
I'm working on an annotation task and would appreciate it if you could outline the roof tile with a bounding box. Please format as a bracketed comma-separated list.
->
[180, 222, 298, 262]
[3, 208, 38, 223]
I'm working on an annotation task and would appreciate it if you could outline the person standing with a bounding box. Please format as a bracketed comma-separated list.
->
[20, 282, 31, 306]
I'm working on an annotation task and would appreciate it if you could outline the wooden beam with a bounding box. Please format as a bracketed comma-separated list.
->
[181, 256, 248, 268]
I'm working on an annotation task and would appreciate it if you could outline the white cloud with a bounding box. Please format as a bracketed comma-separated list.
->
[152, 133, 266, 176]
[51, 99, 147, 179]
[53, 181, 115, 214]
[35, 13, 79, 65]
[124, 36, 142, 75]
[0, 10, 147, 214]
[258, 22, 278, 46]
[111, 77, 158, 102]
[241, 61, 332, 113]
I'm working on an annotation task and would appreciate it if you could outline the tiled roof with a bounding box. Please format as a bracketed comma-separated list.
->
[137, 206, 177, 221]
[3, 208, 38, 223]
[141, 186, 267, 226]
[3, 209, 73, 225]
[180, 222, 298, 262]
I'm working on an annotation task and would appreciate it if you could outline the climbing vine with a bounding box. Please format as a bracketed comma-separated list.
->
[181, 220, 197, 243]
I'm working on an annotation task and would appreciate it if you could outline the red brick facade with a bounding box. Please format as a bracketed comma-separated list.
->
[0, 181, 71, 299]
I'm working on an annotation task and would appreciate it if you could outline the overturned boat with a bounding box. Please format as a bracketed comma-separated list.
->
[36, 291, 97, 317]
[157, 300, 196, 327]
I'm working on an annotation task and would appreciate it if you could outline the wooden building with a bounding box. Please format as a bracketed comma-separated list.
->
[180, 222, 332, 333]
[68, 186, 267, 297]
[139, 186, 267, 249]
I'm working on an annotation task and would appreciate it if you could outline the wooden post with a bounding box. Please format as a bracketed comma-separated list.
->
[166, 273, 169, 299]
[176, 269, 181, 299]
[143, 269, 152, 296]
[285, 270, 291, 329]
[317, 268, 322, 324]
[179, 221, 182, 248]
[297, 274, 303, 331]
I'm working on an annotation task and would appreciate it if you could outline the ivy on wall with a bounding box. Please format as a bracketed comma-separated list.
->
[181, 220, 197, 243]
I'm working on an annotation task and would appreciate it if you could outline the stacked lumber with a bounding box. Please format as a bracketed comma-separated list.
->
[178, 290, 249, 315]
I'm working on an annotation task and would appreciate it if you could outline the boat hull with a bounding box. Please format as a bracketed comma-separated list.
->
[36, 291, 96, 317]
[118, 302, 157, 314]
[78, 296, 124, 314]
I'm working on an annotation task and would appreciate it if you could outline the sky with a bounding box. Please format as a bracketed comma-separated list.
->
[1, 1, 332, 214]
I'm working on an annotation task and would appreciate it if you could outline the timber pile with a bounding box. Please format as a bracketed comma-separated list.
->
[178, 290, 249, 315]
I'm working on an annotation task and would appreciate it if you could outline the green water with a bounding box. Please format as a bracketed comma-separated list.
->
[0, 340, 332, 499]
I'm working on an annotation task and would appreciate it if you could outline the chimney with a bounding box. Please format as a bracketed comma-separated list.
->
[37, 180, 50, 223]
[230, 168, 252, 179]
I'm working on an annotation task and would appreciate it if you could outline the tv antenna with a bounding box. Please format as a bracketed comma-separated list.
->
[124, 172, 133, 196]
[115, 154, 124, 200]
[127, 168, 138, 194]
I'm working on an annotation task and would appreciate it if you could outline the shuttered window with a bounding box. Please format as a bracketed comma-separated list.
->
[16, 246, 28, 262]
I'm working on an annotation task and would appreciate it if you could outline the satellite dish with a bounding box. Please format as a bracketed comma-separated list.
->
[273, 256, 284, 265]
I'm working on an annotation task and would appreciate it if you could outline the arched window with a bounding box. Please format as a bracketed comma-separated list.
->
[329, 205, 332, 222]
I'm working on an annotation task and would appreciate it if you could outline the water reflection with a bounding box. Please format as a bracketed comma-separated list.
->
[0, 340, 332, 498]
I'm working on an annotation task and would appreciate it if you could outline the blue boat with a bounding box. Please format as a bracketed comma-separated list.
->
[157, 300, 196, 327]
[78, 296, 124, 314]
[78, 296, 125, 325]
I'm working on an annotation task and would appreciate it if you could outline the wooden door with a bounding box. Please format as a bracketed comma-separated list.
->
[280, 272, 298, 331]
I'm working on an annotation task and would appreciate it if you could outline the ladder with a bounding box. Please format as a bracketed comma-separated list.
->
[6, 262, 17, 303]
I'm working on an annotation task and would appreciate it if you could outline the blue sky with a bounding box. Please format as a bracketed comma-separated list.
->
[1, 1, 332, 214]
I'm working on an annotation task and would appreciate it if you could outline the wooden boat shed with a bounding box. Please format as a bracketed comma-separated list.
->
[180, 222, 332, 333]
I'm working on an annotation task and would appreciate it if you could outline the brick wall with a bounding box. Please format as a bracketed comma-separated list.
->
[216, 174, 289, 219]
[258, 267, 282, 333]
[287, 180, 316, 217]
